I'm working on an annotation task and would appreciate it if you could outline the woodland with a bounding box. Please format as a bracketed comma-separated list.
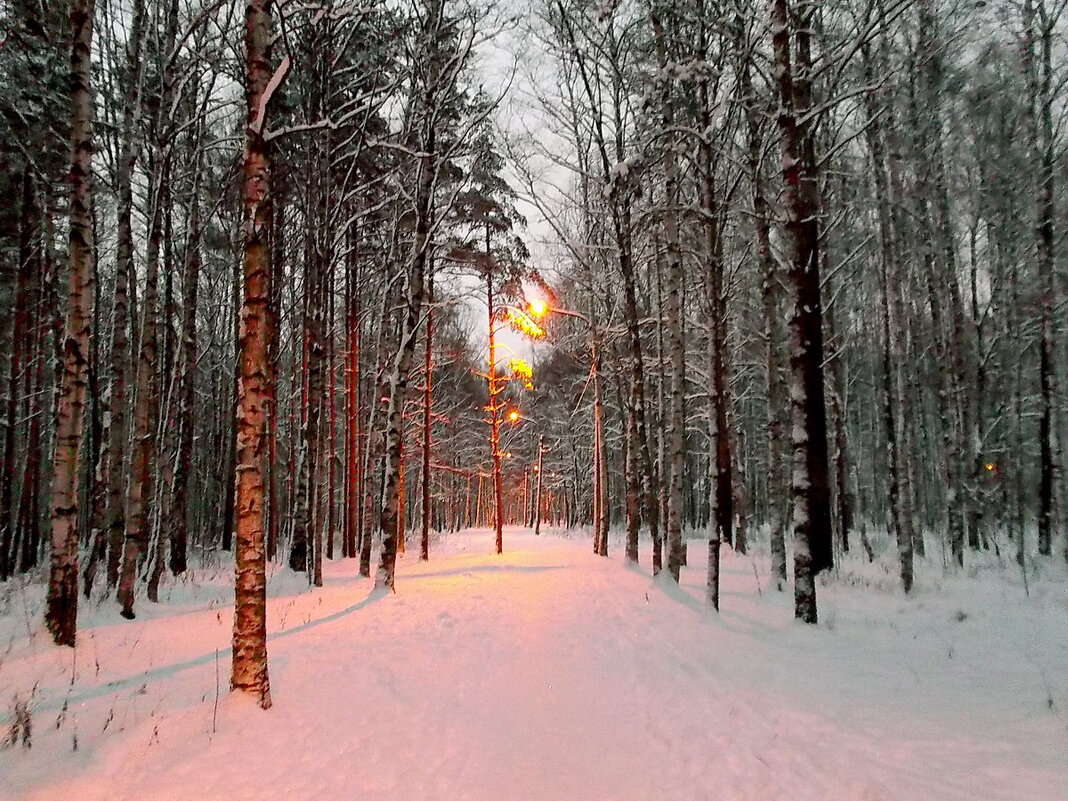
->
[0, 0, 1065, 725]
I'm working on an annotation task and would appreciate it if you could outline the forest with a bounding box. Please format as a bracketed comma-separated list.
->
[0, 0, 1065, 795]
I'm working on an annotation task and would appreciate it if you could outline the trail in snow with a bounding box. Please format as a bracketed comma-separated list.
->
[1, 528, 1065, 801]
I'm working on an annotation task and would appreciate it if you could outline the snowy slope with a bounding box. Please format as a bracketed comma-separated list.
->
[1, 528, 1066, 801]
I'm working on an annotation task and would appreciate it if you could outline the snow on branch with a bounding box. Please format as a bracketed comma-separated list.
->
[250, 55, 291, 136]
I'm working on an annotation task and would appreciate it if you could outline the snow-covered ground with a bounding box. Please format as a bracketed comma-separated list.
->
[1, 528, 1066, 801]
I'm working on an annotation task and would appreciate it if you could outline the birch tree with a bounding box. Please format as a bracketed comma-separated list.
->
[231, 0, 283, 708]
[44, 0, 96, 647]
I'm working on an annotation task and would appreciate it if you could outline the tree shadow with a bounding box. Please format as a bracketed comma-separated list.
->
[33, 591, 389, 713]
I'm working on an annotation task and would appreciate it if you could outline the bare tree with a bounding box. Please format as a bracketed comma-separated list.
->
[231, 0, 284, 709]
[45, 0, 96, 647]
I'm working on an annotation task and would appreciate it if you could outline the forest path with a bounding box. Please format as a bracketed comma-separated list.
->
[3, 528, 1066, 801]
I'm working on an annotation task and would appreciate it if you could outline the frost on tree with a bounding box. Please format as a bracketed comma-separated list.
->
[769, 0, 833, 623]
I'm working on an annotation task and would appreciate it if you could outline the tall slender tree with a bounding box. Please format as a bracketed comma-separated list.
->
[231, 0, 284, 708]
[45, 0, 96, 647]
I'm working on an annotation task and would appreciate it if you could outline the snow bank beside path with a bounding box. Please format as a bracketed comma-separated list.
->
[1, 528, 1065, 801]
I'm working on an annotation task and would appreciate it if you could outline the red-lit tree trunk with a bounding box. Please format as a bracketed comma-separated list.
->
[231, 0, 282, 709]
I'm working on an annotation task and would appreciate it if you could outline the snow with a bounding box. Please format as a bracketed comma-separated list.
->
[2, 528, 1066, 801]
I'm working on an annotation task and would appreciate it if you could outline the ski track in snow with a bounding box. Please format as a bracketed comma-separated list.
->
[0, 527, 1066, 801]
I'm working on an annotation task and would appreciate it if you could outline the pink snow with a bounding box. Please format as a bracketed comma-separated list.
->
[1, 528, 1065, 801]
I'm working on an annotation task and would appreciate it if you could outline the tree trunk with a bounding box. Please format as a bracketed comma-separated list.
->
[1024, 0, 1058, 557]
[375, 54, 436, 588]
[769, 0, 833, 623]
[420, 268, 434, 561]
[650, 10, 686, 583]
[230, 0, 280, 709]
[739, 20, 788, 588]
[169, 157, 202, 576]
[45, 0, 96, 647]
[487, 269, 505, 555]
[700, 5, 731, 608]
[1, 165, 35, 580]
[117, 160, 164, 619]
[593, 339, 608, 556]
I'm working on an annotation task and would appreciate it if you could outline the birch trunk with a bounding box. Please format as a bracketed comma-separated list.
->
[45, 0, 96, 647]
[769, 0, 833, 623]
[230, 0, 279, 709]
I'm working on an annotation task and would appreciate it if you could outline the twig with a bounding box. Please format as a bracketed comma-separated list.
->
[212, 648, 219, 737]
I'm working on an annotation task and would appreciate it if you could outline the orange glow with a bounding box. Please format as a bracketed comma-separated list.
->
[508, 410, 520, 423]
[501, 308, 546, 339]
[529, 299, 547, 317]
[984, 462, 996, 472]
[507, 357, 534, 389]
[507, 357, 533, 381]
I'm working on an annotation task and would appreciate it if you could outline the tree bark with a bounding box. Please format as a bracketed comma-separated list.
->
[169, 156, 203, 576]
[375, 28, 437, 586]
[487, 268, 505, 555]
[1, 165, 35, 580]
[117, 160, 164, 619]
[1024, 0, 1058, 557]
[593, 338, 608, 556]
[700, 2, 731, 608]
[45, 0, 96, 647]
[769, 0, 833, 623]
[230, 0, 280, 709]
[650, 9, 686, 583]
[420, 268, 434, 561]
